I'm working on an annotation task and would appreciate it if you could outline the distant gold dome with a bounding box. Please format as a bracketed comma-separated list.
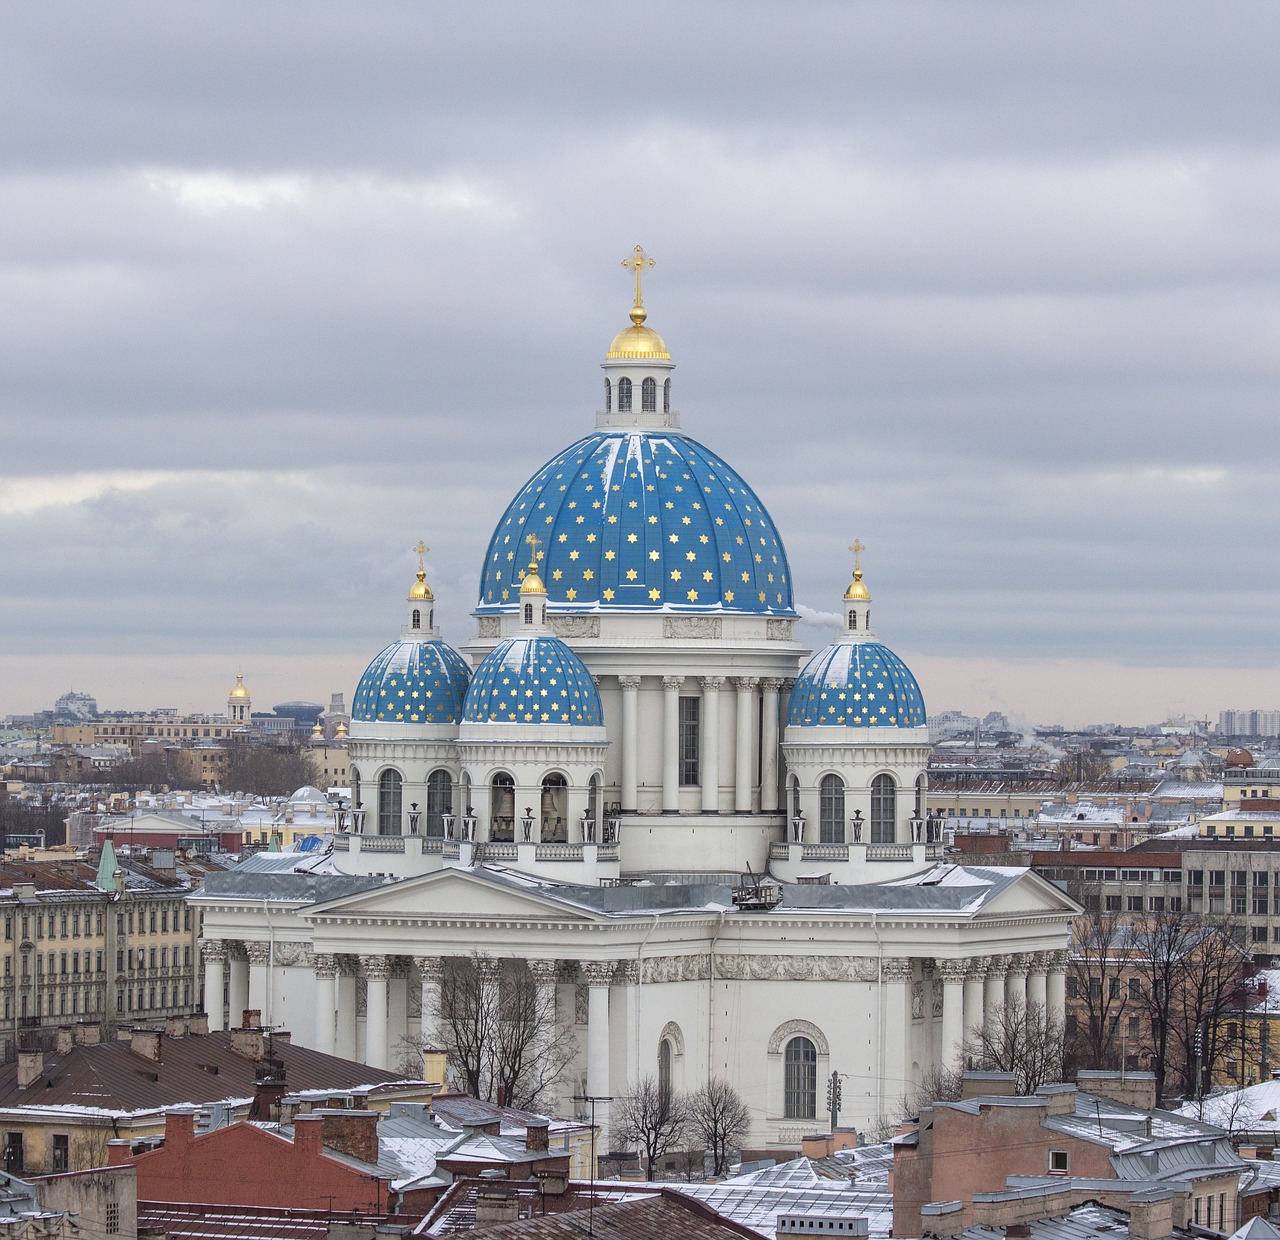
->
[519, 566, 547, 595]
[844, 569, 871, 602]
[407, 569, 434, 602]
[606, 323, 670, 360]
[228, 673, 250, 700]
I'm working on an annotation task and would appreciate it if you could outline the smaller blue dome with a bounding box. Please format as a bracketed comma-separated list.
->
[464, 634, 603, 726]
[788, 640, 926, 729]
[352, 638, 471, 725]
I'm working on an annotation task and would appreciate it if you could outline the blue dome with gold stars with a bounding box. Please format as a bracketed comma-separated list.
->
[787, 640, 927, 729]
[352, 638, 471, 725]
[477, 431, 795, 615]
[464, 634, 603, 726]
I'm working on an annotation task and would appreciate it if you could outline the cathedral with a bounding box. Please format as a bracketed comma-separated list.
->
[195, 249, 1078, 1149]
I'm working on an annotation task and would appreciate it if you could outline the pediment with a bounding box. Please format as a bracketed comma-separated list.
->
[972, 868, 1083, 918]
[303, 867, 603, 924]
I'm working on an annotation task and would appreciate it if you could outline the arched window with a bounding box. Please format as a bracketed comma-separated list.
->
[819, 774, 845, 843]
[350, 767, 361, 816]
[791, 776, 801, 819]
[604, 378, 611, 413]
[377, 769, 403, 835]
[426, 769, 453, 837]
[617, 377, 632, 412]
[586, 774, 600, 841]
[663, 378, 671, 413]
[524, 603, 533, 625]
[411, 609, 421, 629]
[915, 774, 926, 821]
[849, 610, 857, 630]
[490, 772, 515, 841]
[784, 1036, 817, 1118]
[641, 377, 657, 412]
[658, 1038, 673, 1094]
[871, 773, 897, 843]
[541, 772, 568, 842]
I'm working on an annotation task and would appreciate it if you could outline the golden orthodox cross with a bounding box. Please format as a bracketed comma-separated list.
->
[412, 540, 429, 572]
[621, 245, 655, 314]
[849, 539, 866, 574]
[525, 532, 543, 564]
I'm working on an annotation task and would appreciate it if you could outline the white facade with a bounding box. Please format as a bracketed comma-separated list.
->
[193, 278, 1078, 1150]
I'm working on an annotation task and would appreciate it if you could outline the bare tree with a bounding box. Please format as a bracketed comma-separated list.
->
[687, 1078, 750, 1177]
[615, 1076, 687, 1179]
[1126, 907, 1249, 1100]
[224, 747, 317, 798]
[965, 999, 1066, 1094]
[431, 953, 574, 1109]
[1067, 899, 1130, 1072]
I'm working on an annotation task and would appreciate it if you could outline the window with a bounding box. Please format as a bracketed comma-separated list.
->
[849, 610, 857, 630]
[51, 1134, 68, 1172]
[819, 775, 845, 843]
[3, 1133, 22, 1174]
[663, 378, 671, 413]
[1108, 977, 1120, 999]
[1128, 1016, 1140, 1038]
[523, 602, 533, 625]
[1233, 870, 1248, 887]
[870, 774, 896, 844]
[351, 767, 361, 815]
[679, 697, 700, 785]
[1252, 926, 1267, 943]
[783, 1036, 817, 1119]
[641, 376, 657, 412]
[617, 377, 632, 412]
[1127, 896, 1143, 912]
[1128, 977, 1142, 999]
[604, 378, 611, 413]
[411, 608, 421, 629]
[1149, 896, 1164, 912]
[490, 772, 516, 842]
[1233, 897, 1247, 915]
[1066, 976, 1079, 1000]
[106, 1202, 120, 1235]
[377, 769, 403, 835]
[1105, 895, 1121, 911]
[658, 1039, 672, 1095]
[426, 769, 453, 837]
[1049, 1150, 1068, 1173]
[1255, 894, 1270, 916]
[1088, 978, 1102, 1001]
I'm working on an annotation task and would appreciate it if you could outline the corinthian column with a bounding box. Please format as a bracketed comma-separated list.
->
[881, 958, 913, 1112]
[983, 958, 1007, 1027]
[938, 959, 968, 1069]
[202, 941, 227, 1032]
[1045, 949, 1069, 1019]
[661, 677, 682, 812]
[700, 677, 723, 814]
[245, 941, 271, 1023]
[362, 955, 390, 1070]
[313, 954, 338, 1054]
[733, 677, 759, 813]
[1026, 951, 1049, 1011]
[760, 679, 783, 813]
[416, 956, 444, 1049]
[582, 961, 614, 1152]
[619, 676, 641, 812]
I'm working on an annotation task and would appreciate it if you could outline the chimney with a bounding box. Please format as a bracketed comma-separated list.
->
[961, 1071, 1019, 1099]
[165, 1016, 186, 1038]
[241, 1008, 261, 1028]
[116, 1027, 133, 1041]
[474, 1170, 518, 1227]
[1005, 1227, 1031, 1240]
[188, 1013, 209, 1036]
[421, 1048, 447, 1087]
[73, 1022, 101, 1046]
[16, 1051, 43, 1089]
[1077, 1070, 1157, 1113]
[55, 1027, 74, 1055]
[294, 1114, 323, 1158]
[525, 1119, 549, 1152]
[163, 1105, 197, 1148]
[1127, 1193, 1175, 1240]
[131, 1029, 162, 1062]
[319, 1110, 380, 1165]
[229, 1027, 265, 1061]
[248, 1059, 287, 1122]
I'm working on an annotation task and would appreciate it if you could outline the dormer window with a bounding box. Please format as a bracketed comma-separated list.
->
[663, 378, 671, 412]
[618, 377, 632, 412]
[604, 378, 611, 412]
[411, 609, 421, 630]
[641, 377, 656, 412]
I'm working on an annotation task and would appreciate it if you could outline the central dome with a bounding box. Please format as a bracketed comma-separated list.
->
[478, 430, 795, 615]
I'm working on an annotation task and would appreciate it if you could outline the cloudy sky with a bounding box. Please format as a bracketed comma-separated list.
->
[1, 1, 1277, 728]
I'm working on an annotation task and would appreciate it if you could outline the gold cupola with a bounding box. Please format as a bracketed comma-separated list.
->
[844, 539, 871, 601]
[407, 539, 434, 602]
[605, 245, 670, 360]
[518, 533, 547, 596]
[228, 672, 250, 700]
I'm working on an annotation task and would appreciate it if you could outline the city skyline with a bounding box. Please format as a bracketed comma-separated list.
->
[2, 3, 1278, 725]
